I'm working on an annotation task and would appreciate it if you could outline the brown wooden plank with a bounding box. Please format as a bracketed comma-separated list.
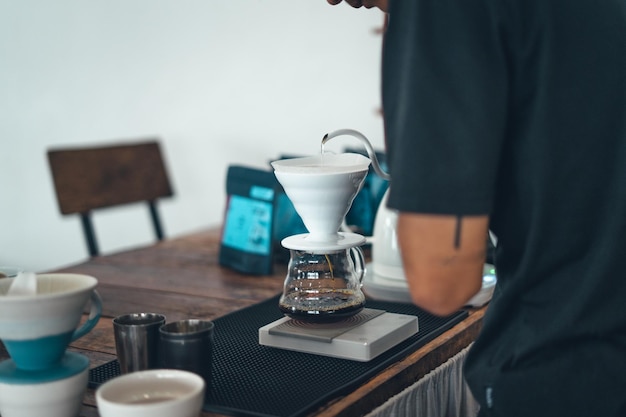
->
[70, 317, 116, 355]
[71, 262, 284, 301]
[92, 284, 263, 320]
[47, 140, 173, 214]
[53, 243, 286, 302]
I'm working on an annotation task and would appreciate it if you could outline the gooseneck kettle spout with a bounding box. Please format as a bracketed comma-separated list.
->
[322, 129, 391, 181]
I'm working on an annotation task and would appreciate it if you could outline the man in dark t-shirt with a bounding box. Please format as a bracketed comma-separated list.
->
[327, 0, 626, 416]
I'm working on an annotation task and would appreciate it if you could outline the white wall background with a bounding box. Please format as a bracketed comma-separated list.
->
[0, 0, 385, 272]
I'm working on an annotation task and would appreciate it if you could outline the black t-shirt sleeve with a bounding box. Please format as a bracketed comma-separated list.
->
[382, 0, 508, 215]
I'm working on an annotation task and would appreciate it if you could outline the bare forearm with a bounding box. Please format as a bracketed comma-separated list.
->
[397, 213, 487, 316]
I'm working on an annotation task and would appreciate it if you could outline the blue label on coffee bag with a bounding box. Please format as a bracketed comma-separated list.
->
[222, 195, 272, 255]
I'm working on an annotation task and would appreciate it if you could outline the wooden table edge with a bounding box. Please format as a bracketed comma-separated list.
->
[309, 306, 486, 417]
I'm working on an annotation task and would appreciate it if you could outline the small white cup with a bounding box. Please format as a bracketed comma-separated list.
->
[0, 352, 89, 417]
[96, 369, 205, 417]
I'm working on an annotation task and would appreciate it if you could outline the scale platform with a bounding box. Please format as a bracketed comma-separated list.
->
[259, 309, 418, 362]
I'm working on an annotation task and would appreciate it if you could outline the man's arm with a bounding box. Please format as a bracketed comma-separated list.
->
[396, 213, 488, 316]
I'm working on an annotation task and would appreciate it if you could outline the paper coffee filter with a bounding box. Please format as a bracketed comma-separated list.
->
[271, 153, 370, 174]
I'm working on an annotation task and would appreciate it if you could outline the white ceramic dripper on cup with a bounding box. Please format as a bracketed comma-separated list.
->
[0, 273, 102, 371]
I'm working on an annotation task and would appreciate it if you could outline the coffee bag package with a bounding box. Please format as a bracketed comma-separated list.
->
[219, 165, 285, 275]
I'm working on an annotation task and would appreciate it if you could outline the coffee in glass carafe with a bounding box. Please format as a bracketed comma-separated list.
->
[279, 247, 365, 322]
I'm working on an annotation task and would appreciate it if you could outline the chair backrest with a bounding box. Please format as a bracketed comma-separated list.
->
[47, 139, 174, 257]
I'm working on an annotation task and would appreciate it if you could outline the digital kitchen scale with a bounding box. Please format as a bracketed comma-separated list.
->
[259, 308, 418, 362]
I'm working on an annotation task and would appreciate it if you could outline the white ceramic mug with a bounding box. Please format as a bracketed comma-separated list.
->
[96, 369, 205, 417]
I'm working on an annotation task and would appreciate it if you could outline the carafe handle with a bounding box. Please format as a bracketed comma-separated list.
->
[350, 246, 365, 286]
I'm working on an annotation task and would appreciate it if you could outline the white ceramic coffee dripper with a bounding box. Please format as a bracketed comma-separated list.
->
[0, 273, 102, 371]
[272, 152, 371, 250]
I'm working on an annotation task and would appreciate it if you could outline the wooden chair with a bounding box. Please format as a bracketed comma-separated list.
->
[47, 140, 174, 257]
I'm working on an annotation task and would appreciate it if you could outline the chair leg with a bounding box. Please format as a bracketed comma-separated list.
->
[148, 201, 164, 241]
[80, 213, 99, 257]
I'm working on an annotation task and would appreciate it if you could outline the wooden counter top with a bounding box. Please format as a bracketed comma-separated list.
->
[1, 228, 485, 417]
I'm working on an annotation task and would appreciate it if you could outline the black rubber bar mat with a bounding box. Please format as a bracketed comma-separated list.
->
[89, 294, 467, 417]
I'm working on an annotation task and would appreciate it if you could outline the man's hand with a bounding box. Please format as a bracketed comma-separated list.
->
[326, 0, 388, 12]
